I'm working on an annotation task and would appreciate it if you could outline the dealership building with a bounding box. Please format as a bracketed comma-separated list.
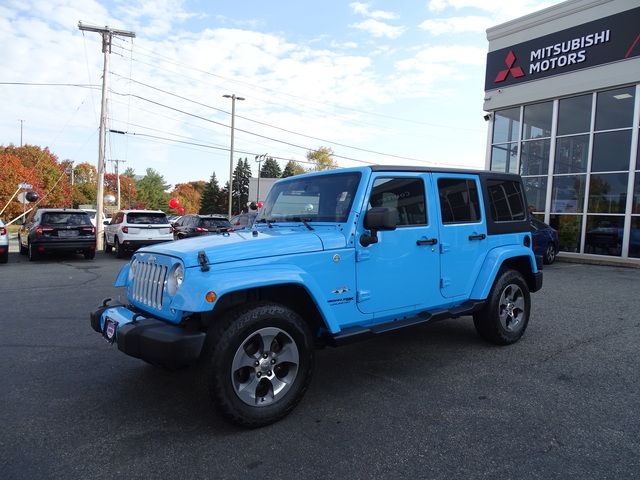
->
[483, 0, 640, 261]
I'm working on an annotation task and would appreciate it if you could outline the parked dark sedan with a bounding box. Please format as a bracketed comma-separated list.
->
[18, 208, 96, 261]
[530, 217, 559, 264]
[173, 214, 232, 240]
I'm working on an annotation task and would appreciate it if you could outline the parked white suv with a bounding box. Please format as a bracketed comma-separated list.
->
[104, 210, 173, 258]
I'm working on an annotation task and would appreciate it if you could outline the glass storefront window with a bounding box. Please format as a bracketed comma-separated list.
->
[584, 215, 624, 256]
[554, 135, 589, 174]
[630, 217, 640, 258]
[491, 143, 517, 173]
[523, 102, 552, 140]
[520, 139, 550, 176]
[557, 94, 592, 136]
[591, 130, 632, 172]
[523, 177, 547, 212]
[493, 108, 520, 144]
[595, 87, 635, 131]
[633, 172, 640, 214]
[551, 175, 586, 213]
[549, 215, 582, 252]
[588, 173, 628, 214]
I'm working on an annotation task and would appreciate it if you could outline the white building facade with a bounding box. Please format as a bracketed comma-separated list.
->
[484, 0, 640, 261]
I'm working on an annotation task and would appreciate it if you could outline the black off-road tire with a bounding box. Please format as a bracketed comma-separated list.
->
[203, 302, 314, 428]
[473, 269, 530, 345]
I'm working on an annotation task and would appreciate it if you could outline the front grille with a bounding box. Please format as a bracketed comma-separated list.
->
[130, 258, 168, 309]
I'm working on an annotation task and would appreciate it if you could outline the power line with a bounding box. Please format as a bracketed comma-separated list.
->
[0, 82, 99, 88]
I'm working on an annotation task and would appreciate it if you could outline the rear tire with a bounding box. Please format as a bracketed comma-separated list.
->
[28, 242, 39, 262]
[84, 250, 96, 260]
[19, 235, 27, 255]
[0, 250, 7, 264]
[115, 238, 124, 259]
[203, 302, 314, 428]
[473, 269, 530, 345]
[543, 243, 556, 265]
[104, 235, 112, 253]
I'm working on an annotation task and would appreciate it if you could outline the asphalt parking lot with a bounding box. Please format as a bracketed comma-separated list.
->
[1, 247, 639, 479]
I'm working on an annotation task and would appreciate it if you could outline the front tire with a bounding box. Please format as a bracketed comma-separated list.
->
[204, 302, 314, 428]
[543, 243, 556, 265]
[19, 235, 27, 255]
[473, 269, 530, 345]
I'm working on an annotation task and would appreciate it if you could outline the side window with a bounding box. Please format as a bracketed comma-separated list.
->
[438, 178, 481, 224]
[368, 177, 427, 226]
[486, 179, 526, 222]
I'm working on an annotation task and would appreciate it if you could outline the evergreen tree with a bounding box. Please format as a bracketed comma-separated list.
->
[220, 182, 230, 215]
[260, 157, 282, 178]
[199, 172, 221, 214]
[281, 160, 305, 178]
[230, 158, 252, 214]
[136, 168, 170, 211]
[122, 167, 136, 178]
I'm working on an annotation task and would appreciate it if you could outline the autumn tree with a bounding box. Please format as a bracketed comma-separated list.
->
[307, 146, 338, 171]
[0, 152, 35, 220]
[281, 160, 305, 178]
[71, 162, 97, 207]
[171, 183, 201, 214]
[260, 157, 282, 178]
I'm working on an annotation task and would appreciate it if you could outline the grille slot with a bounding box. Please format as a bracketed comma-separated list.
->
[130, 258, 168, 309]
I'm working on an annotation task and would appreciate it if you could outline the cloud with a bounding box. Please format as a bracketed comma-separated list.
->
[349, 2, 398, 20]
[350, 19, 405, 39]
[426, 0, 560, 22]
[419, 15, 493, 35]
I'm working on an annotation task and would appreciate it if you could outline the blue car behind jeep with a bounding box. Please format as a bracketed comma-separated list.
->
[91, 166, 542, 427]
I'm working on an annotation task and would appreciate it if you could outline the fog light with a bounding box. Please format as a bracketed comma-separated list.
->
[205, 291, 217, 303]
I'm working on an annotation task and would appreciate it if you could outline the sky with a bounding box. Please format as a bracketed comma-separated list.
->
[0, 0, 562, 188]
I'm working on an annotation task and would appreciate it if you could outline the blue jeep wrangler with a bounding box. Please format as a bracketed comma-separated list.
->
[91, 166, 542, 427]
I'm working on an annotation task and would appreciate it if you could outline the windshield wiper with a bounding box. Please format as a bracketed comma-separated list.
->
[257, 218, 274, 228]
[290, 217, 314, 231]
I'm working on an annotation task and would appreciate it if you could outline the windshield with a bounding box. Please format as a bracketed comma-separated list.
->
[200, 218, 231, 229]
[127, 213, 168, 224]
[42, 212, 91, 225]
[259, 172, 361, 223]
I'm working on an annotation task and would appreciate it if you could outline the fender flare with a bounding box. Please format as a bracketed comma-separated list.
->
[470, 246, 538, 300]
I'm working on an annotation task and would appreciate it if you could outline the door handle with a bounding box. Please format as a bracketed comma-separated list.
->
[416, 238, 438, 246]
[468, 234, 486, 241]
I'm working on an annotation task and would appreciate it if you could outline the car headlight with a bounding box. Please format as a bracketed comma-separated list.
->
[168, 263, 184, 296]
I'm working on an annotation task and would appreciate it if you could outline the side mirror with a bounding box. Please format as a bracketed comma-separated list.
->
[361, 207, 398, 246]
[103, 220, 110, 226]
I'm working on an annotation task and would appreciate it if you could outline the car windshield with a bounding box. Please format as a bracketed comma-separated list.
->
[42, 212, 91, 225]
[259, 172, 361, 223]
[200, 218, 231, 229]
[127, 213, 168, 224]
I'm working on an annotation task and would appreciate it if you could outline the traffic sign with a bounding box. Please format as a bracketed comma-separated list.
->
[18, 183, 32, 189]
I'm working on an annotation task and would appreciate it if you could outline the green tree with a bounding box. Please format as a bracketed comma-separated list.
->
[231, 158, 252, 214]
[260, 157, 282, 178]
[281, 160, 305, 178]
[200, 172, 222, 214]
[122, 167, 136, 178]
[307, 146, 338, 171]
[71, 162, 97, 207]
[136, 168, 170, 211]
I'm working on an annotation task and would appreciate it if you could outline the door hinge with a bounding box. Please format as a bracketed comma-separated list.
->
[440, 243, 450, 254]
[356, 290, 371, 302]
[356, 250, 371, 262]
[440, 278, 451, 289]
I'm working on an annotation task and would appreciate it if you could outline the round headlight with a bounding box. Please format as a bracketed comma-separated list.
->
[168, 264, 185, 296]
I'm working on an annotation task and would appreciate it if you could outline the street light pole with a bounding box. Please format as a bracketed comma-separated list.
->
[223, 94, 244, 218]
[19, 119, 24, 147]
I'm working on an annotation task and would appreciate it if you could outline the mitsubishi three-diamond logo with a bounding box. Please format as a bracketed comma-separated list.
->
[495, 50, 525, 83]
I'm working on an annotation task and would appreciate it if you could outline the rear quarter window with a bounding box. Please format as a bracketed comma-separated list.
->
[486, 179, 526, 222]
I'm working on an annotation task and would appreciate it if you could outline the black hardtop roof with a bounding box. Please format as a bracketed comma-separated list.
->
[368, 165, 522, 180]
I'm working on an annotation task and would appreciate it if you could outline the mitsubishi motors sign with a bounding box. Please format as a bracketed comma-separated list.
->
[485, 6, 640, 90]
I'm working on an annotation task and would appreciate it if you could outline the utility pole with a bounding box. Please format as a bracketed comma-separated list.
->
[223, 94, 244, 219]
[19, 120, 24, 146]
[255, 153, 267, 203]
[79, 22, 135, 250]
[108, 159, 127, 211]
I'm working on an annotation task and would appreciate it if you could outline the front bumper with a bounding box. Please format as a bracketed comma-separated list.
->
[90, 304, 206, 369]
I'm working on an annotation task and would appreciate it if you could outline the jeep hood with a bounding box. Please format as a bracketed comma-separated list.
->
[139, 227, 346, 268]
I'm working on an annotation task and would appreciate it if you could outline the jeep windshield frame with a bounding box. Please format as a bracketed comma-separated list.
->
[258, 172, 361, 224]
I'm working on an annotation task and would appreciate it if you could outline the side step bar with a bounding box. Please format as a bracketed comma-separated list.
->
[328, 300, 483, 347]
